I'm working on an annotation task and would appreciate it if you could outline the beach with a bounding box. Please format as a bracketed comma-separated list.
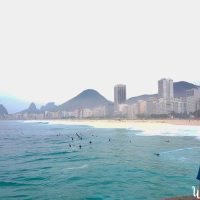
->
[46, 119, 200, 128]
[39, 119, 200, 137]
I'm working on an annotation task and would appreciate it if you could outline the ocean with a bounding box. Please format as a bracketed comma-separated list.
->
[0, 120, 199, 200]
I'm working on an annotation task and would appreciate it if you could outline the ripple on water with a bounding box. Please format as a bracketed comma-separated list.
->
[0, 121, 200, 200]
[0, 181, 34, 187]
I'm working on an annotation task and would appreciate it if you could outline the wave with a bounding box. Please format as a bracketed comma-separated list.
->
[0, 181, 33, 187]
[129, 124, 200, 137]
[161, 146, 200, 154]
[22, 157, 52, 163]
[23, 120, 49, 124]
[63, 164, 88, 170]
[43, 151, 67, 156]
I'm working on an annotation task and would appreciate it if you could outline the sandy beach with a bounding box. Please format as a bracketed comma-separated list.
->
[47, 119, 200, 129]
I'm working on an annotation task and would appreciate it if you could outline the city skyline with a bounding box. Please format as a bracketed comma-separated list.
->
[0, 1, 200, 104]
[0, 78, 199, 105]
[2, 77, 200, 119]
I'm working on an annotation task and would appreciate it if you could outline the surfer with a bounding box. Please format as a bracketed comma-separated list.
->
[109, 138, 111, 142]
[154, 153, 160, 156]
[165, 140, 170, 143]
[79, 145, 82, 149]
[71, 137, 73, 141]
[69, 144, 71, 147]
[76, 133, 82, 140]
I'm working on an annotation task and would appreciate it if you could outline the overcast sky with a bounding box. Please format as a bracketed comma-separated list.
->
[0, 0, 200, 104]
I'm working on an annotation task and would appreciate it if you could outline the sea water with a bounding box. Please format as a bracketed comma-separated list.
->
[0, 121, 200, 200]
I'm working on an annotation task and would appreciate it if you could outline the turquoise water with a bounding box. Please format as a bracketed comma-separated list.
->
[0, 121, 199, 200]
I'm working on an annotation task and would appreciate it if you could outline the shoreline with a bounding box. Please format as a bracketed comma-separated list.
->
[44, 119, 200, 130]
[3, 118, 200, 127]
[43, 119, 200, 137]
[50, 118, 200, 125]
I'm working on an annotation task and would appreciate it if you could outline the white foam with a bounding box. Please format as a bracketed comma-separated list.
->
[64, 164, 88, 170]
[161, 147, 200, 154]
[22, 120, 200, 137]
[129, 124, 200, 137]
[23, 120, 49, 124]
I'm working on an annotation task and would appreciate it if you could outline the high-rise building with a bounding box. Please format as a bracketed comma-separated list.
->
[158, 78, 174, 99]
[114, 84, 126, 105]
[186, 88, 200, 114]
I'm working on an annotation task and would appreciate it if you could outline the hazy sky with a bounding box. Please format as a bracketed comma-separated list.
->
[0, 0, 200, 104]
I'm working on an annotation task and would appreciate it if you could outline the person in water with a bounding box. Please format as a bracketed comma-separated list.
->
[71, 137, 73, 141]
[109, 138, 111, 142]
[76, 133, 82, 140]
[89, 141, 92, 144]
[79, 145, 81, 149]
[69, 144, 71, 147]
[154, 153, 160, 156]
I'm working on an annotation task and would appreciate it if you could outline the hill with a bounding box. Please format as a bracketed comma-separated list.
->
[126, 94, 157, 104]
[127, 81, 199, 104]
[59, 89, 112, 111]
[20, 103, 41, 114]
[40, 102, 58, 112]
[173, 81, 199, 98]
[0, 104, 8, 117]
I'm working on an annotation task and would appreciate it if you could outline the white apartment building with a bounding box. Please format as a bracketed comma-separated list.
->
[118, 104, 129, 117]
[92, 106, 106, 118]
[146, 98, 158, 115]
[82, 108, 93, 118]
[127, 104, 138, 119]
[173, 98, 185, 114]
[137, 100, 147, 115]
[186, 88, 200, 114]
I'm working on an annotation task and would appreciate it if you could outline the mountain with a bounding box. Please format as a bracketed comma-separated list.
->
[127, 81, 199, 103]
[20, 102, 41, 114]
[173, 81, 199, 98]
[59, 89, 112, 111]
[2, 81, 199, 113]
[40, 102, 58, 112]
[126, 94, 157, 104]
[0, 104, 8, 117]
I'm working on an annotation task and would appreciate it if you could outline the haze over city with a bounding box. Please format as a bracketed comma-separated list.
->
[0, 0, 200, 104]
